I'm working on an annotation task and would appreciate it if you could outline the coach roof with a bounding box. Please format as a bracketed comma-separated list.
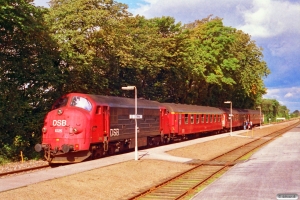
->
[162, 103, 223, 114]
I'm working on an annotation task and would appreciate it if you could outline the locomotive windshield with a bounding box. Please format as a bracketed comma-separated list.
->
[70, 96, 92, 111]
[52, 97, 68, 109]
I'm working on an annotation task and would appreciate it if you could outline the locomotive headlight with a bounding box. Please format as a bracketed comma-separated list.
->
[57, 109, 63, 115]
[42, 127, 47, 133]
[73, 128, 78, 133]
[69, 127, 78, 134]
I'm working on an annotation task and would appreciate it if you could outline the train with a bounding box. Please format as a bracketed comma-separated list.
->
[34, 93, 262, 163]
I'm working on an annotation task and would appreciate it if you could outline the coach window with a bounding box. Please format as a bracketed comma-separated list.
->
[70, 96, 92, 112]
[214, 115, 216, 122]
[185, 114, 188, 124]
[206, 114, 209, 123]
[191, 114, 194, 124]
[210, 115, 213, 123]
[201, 114, 204, 123]
[196, 114, 200, 124]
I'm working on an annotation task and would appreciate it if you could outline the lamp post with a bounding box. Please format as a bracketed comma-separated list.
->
[224, 101, 232, 136]
[122, 86, 138, 161]
[257, 106, 261, 129]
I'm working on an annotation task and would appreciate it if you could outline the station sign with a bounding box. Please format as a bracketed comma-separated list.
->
[129, 115, 143, 119]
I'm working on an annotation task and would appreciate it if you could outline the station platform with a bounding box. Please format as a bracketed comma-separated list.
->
[191, 125, 300, 200]
[0, 130, 231, 192]
[0, 130, 239, 192]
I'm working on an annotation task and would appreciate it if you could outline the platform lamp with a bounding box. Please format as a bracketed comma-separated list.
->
[257, 106, 261, 129]
[121, 86, 138, 161]
[224, 101, 232, 136]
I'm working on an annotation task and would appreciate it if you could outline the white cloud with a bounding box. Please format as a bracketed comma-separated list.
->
[238, 0, 300, 38]
[130, 0, 251, 25]
[131, 0, 300, 38]
[265, 87, 300, 99]
[284, 92, 293, 98]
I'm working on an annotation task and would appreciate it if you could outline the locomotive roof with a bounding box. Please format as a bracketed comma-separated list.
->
[86, 94, 162, 109]
[161, 103, 223, 114]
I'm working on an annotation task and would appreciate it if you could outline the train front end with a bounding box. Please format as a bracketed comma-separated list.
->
[35, 94, 93, 164]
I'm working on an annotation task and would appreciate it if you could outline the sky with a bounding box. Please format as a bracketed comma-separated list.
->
[34, 0, 300, 112]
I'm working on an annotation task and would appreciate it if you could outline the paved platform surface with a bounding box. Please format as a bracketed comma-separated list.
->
[191, 125, 300, 200]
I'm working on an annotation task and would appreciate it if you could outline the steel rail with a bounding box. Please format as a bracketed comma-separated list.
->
[0, 164, 50, 178]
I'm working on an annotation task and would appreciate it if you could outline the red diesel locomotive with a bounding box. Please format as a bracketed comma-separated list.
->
[35, 93, 261, 163]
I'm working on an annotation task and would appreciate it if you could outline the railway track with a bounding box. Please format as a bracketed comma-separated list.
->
[0, 164, 50, 178]
[129, 121, 300, 200]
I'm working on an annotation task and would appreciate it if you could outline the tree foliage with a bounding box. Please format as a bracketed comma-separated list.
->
[260, 99, 291, 122]
[45, 0, 132, 94]
[0, 0, 64, 161]
[0, 0, 282, 162]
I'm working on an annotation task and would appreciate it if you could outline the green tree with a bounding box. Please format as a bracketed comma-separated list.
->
[0, 0, 64, 161]
[46, 0, 131, 94]
[228, 30, 270, 108]
[260, 99, 283, 122]
[180, 17, 239, 106]
[291, 110, 300, 118]
[183, 16, 270, 108]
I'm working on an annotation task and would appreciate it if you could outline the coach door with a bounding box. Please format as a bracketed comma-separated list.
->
[222, 114, 226, 127]
[160, 108, 169, 134]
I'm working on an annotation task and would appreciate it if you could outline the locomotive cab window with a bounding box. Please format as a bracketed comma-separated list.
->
[70, 96, 92, 111]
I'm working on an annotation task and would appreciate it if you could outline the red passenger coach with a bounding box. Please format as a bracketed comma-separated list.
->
[35, 93, 164, 163]
[220, 108, 261, 130]
[160, 103, 224, 141]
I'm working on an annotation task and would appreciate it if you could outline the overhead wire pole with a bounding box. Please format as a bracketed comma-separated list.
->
[122, 86, 138, 161]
